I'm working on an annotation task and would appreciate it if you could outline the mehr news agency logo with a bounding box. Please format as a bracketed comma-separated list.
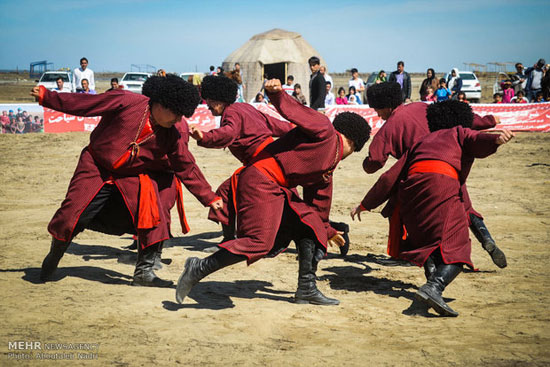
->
[7, 341, 100, 360]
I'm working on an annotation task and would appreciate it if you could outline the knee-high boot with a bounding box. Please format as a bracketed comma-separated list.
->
[423, 255, 437, 281]
[175, 249, 245, 304]
[416, 263, 463, 317]
[295, 238, 339, 306]
[132, 242, 173, 287]
[469, 214, 507, 268]
[40, 237, 71, 281]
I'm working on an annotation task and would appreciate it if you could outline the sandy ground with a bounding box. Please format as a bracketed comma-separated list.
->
[0, 131, 549, 366]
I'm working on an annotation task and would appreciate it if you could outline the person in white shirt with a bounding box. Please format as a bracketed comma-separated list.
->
[324, 81, 335, 106]
[320, 66, 333, 91]
[282, 75, 295, 95]
[73, 57, 95, 92]
[348, 68, 365, 104]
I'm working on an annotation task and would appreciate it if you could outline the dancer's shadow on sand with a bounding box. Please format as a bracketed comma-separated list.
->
[162, 280, 293, 311]
[164, 231, 223, 252]
[1, 266, 133, 285]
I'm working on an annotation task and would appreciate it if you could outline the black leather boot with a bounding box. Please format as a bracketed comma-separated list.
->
[132, 243, 173, 287]
[423, 255, 437, 281]
[153, 242, 163, 270]
[329, 221, 350, 257]
[295, 238, 339, 305]
[40, 238, 71, 281]
[416, 263, 462, 317]
[175, 249, 244, 304]
[469, 214, 507, 268]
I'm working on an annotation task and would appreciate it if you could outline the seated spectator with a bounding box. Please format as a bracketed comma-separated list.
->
[324, 81, 335, 106]
[534, 91, 544, 103]
[457, 91, 469, 103]
[512, 90, 527, 103]
[252, 92, 268, 104]
[282, 75, 295, 95]
[347, 86, 362, 105]
[335, 87, 348, 105]
[107, 78, 120, 91]
[501, 80, 514, 103]
[348, 94, 359, 105]
[425, 86, 437, 102]
[436, 78, 452, 101]
[53, 77, 67, 92]
[375, 70, 387, 84]
[78, 79, 96, 94]
[493, 93, 503, 103]
[292, 83, 307, 105]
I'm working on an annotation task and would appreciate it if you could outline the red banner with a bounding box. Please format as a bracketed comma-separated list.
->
[41, 102, 550, 134]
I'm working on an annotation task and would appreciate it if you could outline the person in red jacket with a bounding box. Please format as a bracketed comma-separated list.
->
[353, 100, 514, 316]
[363, 82, 507, 269]
[31, 75, 222, 287]
[176, 79, 371, 306]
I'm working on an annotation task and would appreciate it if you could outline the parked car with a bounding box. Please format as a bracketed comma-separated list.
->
[179, 72, 205, 83]
[443, 70, 482, 103]
[36, 71, 74, 92]
[120, 72, 152, 94]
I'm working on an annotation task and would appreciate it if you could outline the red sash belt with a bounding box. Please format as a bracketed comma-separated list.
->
[138, 174, 160, 229]
[387, 160, 458, 258]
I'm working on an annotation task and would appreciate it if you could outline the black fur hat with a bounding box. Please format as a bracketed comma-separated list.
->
[366, 82, 403, 109]
[333, 112, 371, 152]
[142, 74, 200, 118]
[200, 75, 238, 104]
[426, 100, 473, 132]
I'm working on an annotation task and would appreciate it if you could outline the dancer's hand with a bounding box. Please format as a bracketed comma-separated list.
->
[209, 198, 223, 211]
[328, 233, 345, 248]
[264, 79, 282, 93]
[493, 116, 501, 125]
[350, 205, 364, 221]
[496, 129, 515, 145]
[30, 86, 41, 101]
[189, 125, 203, 141]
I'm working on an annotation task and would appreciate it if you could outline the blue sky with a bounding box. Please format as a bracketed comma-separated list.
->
[0, 0, 548, 74]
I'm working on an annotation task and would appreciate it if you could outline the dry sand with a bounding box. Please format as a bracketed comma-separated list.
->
[0, 131, 549, 366]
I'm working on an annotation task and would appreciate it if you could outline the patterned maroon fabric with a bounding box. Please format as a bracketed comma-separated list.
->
[42, 89, 216, 247]
[362, 101, 496, 218]
[362, 127, 500, 267]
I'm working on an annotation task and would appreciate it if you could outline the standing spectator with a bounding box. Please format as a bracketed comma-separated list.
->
[512, 63, 527, 95]
[292, 83, 307, 105]
[348, 68, 365, 103]
[209, 65, 216, 75]
[388, 61, 411, 101]
[525, 58, 546, 101]
[324, 81, 335, 106]
[542, 63, 550, 101]
[107, 78, 120, 91]
[73, 57, 95, 92]
[216, 66, 223, 76]
[447, 68, 462, 99]
[53, 77, 67, 92]
[320, 66, 333, 91]
[335, 87, 348, 105]
[375, 70, 387, 84]
[501, 80, 514, 103]
[234, 62, 246, 102]
[282, 75, 295, 95]
[435, 78, 452, 101]
[308, 56, 326, 110]
[78, 79, 96, 94]
[420, 68, 438, 101]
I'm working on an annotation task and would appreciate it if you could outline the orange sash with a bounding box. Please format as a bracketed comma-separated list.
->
[175, 177, 191, 234]
[137, 174, 160, 229]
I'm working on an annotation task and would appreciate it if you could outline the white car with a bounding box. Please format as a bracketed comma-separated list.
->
[120, 72, 152, 94]
[37, 71, 74, 92]
[444, 70, 482, 103]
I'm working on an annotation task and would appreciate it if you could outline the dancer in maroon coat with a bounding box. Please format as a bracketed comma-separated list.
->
[363, 82, 507, 268]
[352, 100, 514, 316]
[176, 79, 371, 306]
[189, 75, 293, 243]
[32, 75, 222, 287]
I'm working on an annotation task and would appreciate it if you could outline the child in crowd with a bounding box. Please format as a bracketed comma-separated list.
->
[534, 92, 544, 103]
[336, 87, 348, 105]
[292, 84, 307, 105]
[513, 90, 527, 103]
[493, 93, 503, 103]
[501, 80, 514, 103]
[348, 86, 362, 105]
[348, 94, 358, 105]
[457, 91, 469, 103]
[425, 86, 437, 102]
[435, 78, 452, 101]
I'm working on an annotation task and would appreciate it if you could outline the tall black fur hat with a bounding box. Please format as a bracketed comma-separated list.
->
[426, 100, 473, 132]
[366, 82, 403, 109]
[333, 112, 371, 152]
[142, 74, 200, 118]
[201, 75, 238, 104]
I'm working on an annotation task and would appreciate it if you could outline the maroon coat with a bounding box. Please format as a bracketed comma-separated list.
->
[219, 90, 343, 263]
[198, 103, 293, 225]
[41, 88, 217, 247]
[361, 127, 500, 267]
[363, 101, 497, 219]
